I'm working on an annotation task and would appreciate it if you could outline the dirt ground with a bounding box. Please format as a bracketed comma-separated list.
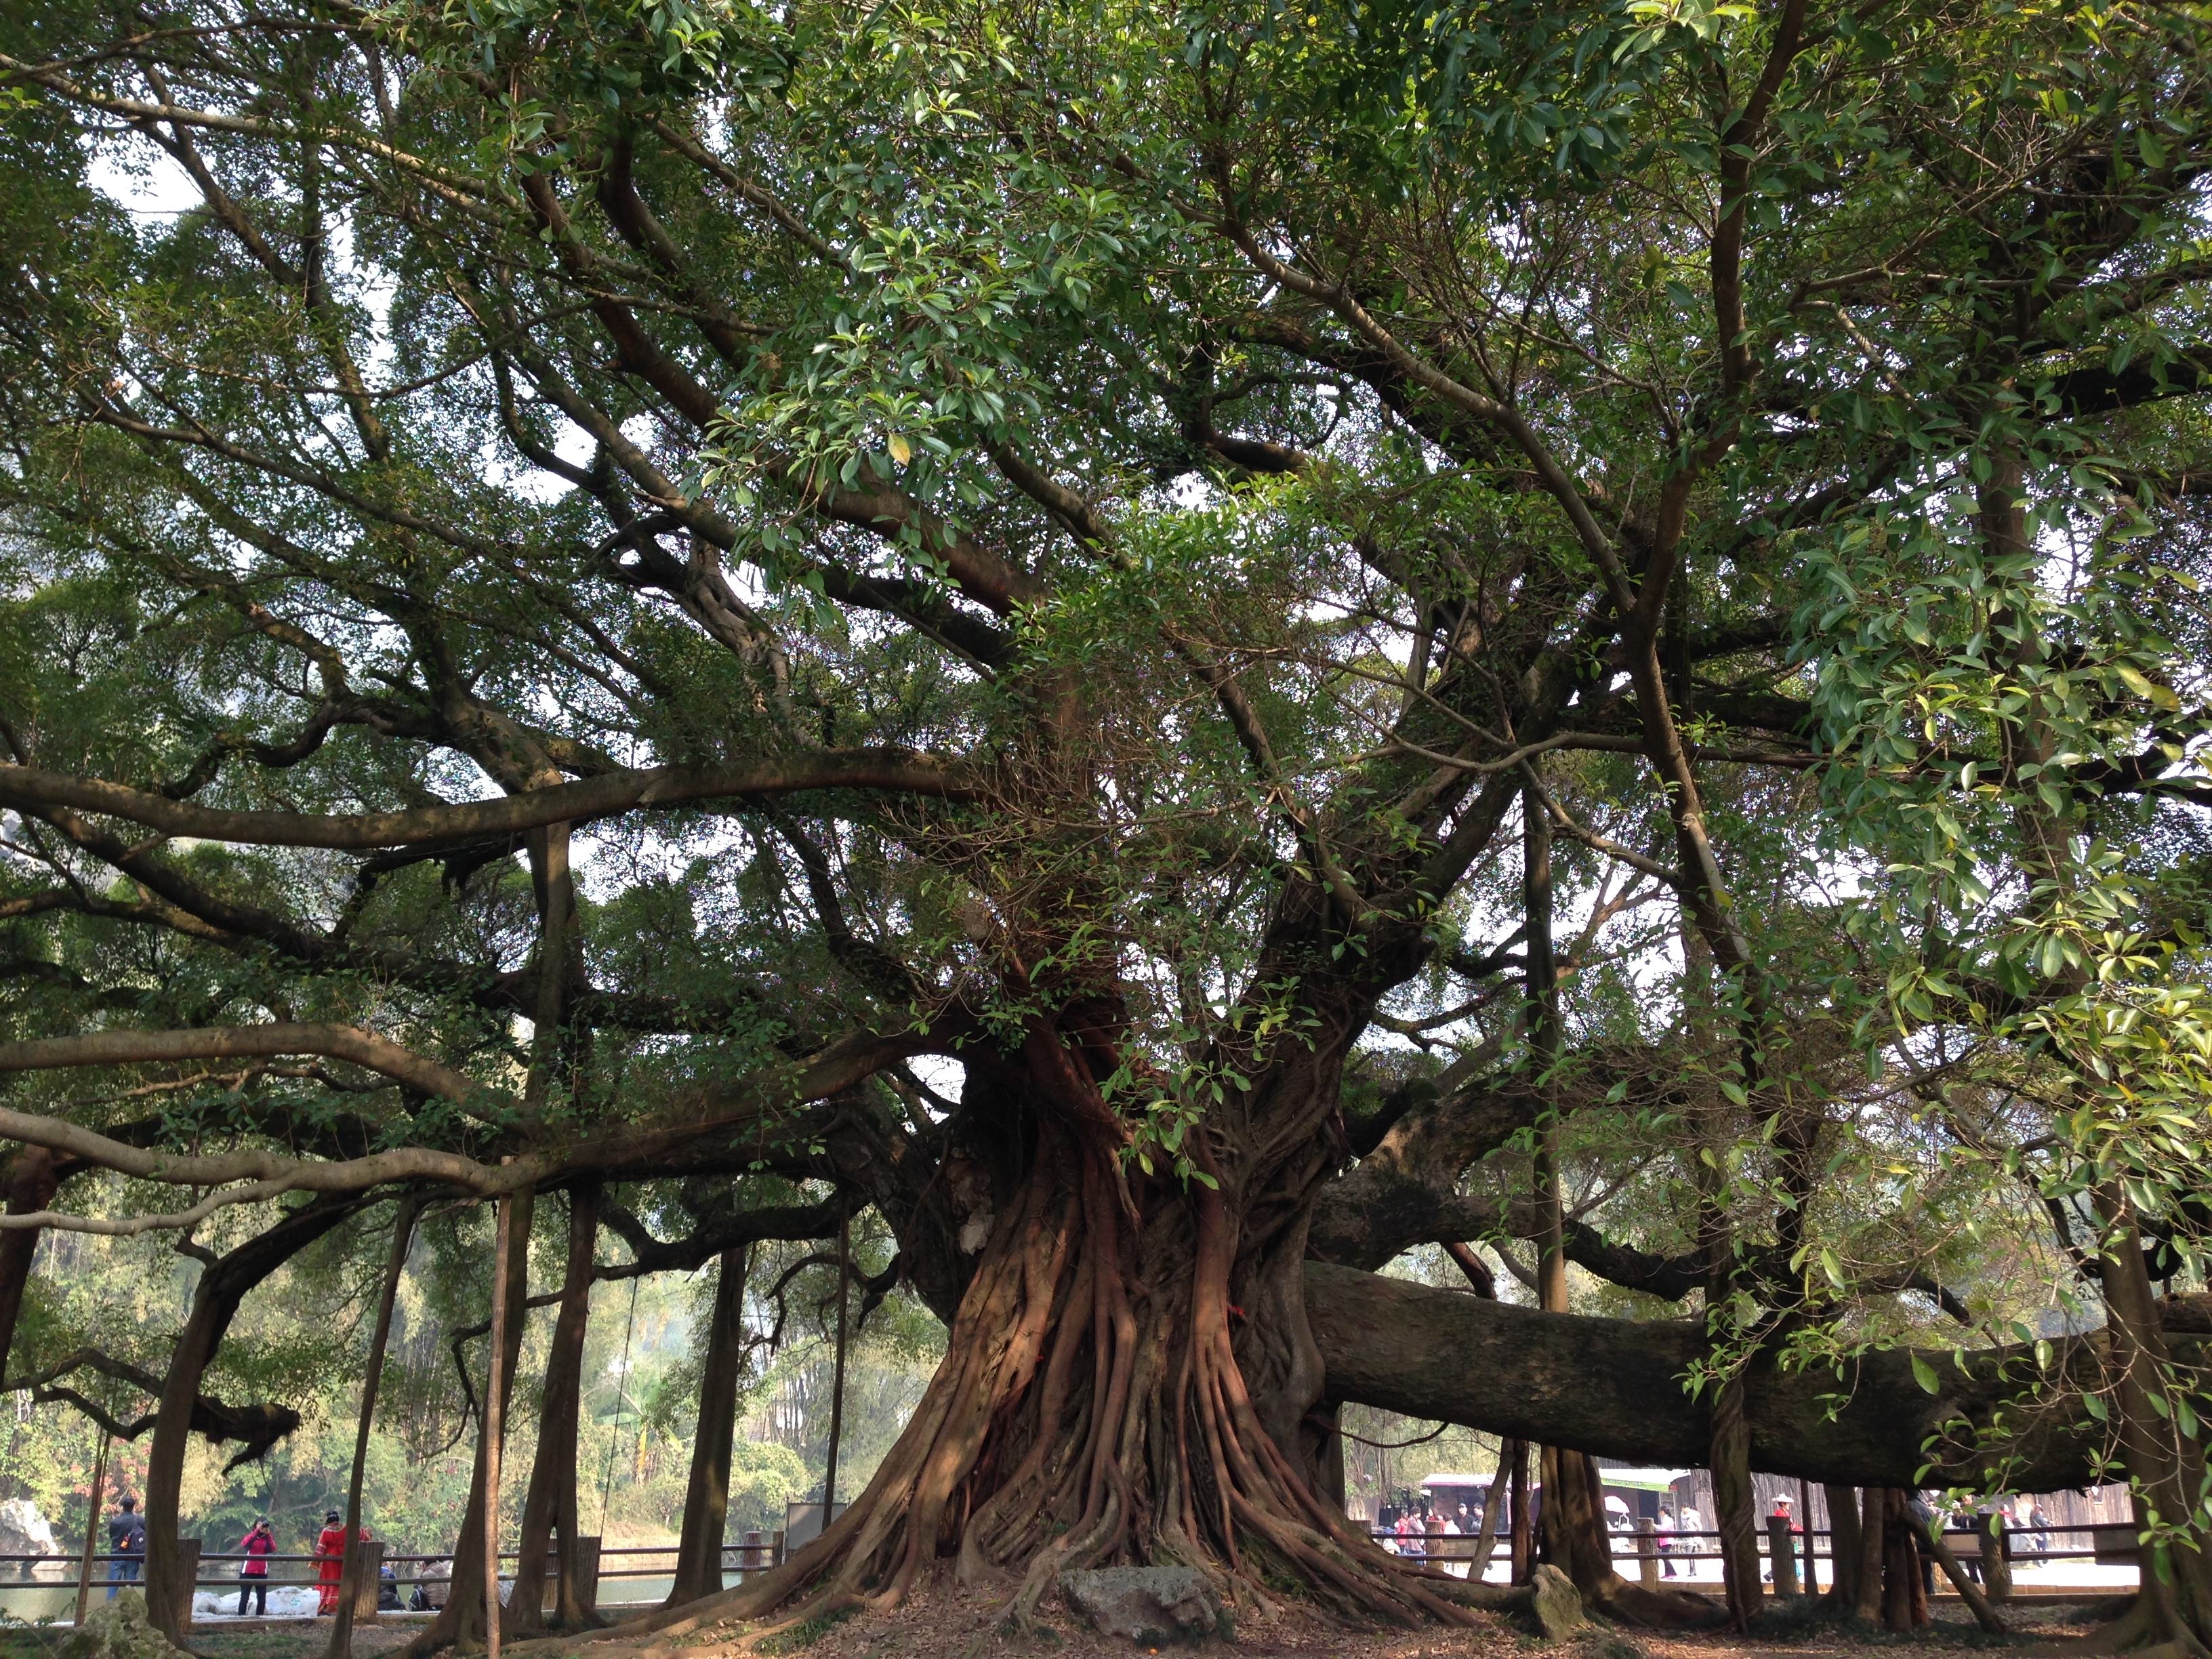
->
[0, 1592, 2110, 1659]
[769, 1588, 2106, 1659]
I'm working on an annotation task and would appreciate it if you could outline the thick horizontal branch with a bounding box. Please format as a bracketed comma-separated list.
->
[0, 750, 975, 850]
[0, 1108, 500, 1201]
[0, 1023, 484, 1101]
[0, 1025, 945, 1219]
[1305, 1262, 2148, 1491]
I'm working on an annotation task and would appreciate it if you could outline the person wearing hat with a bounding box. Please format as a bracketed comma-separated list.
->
[315, 1511, 350, 1614]
[234, 1518, 276, 1616]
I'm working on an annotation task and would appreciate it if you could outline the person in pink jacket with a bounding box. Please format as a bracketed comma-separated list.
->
[234, 1519, 275, 1616]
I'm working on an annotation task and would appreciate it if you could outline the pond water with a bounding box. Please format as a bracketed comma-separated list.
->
[0, 1573, 678, 1630]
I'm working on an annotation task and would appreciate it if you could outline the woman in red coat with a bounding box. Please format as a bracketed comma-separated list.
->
[315, 1511, 350, 1614]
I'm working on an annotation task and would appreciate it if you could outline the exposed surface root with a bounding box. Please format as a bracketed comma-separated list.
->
[1591, 1582, 1729, 1629]
[2032, 1596, 2212, 1659]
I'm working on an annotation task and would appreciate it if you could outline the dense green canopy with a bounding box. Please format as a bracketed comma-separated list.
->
[1, 0, 2209, 1641]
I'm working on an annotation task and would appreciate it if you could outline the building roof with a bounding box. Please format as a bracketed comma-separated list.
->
[1595, 1468, 1696, 1492]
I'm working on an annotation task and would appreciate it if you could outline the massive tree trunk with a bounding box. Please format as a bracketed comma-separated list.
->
[1710, 1377, 1761, 1629]
[405, 1188, 535, 1659]
[508, 1182, 600, 1636]
[145, 1197, 361, 1643]
[557, 1001, 1530, 1646]
[666, 1246, 748, 1606]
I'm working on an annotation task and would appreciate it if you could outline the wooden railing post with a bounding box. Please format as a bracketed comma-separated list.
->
[352, 1540, 387, 1623]
[1635, 1517, 1658, 1588]
[573, 1538, 600, 1617]
[1767, 1515, 1799, 1597]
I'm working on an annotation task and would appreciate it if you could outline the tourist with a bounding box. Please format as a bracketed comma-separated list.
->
[2028, 1500, 2052, 1557]
[1396, 1508, 1423, 1564]
[1950, 1499, 1984, 1584]
[234, 1518, 275, 1616]
[1656, 1507, 1678, 1578]
[105, 1496, 145, 1600]
[409, 1557, 452, 1612]
[316, 1511, 350, 1614]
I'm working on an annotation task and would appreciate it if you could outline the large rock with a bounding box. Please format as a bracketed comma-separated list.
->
[1059, 1566, 1228, 1645]
[59, 1591, 192, 1659]
[193, 1584, 323, 1619]
[1528, 1564, 1587, 1639]
[0, 1498, 58, 1574]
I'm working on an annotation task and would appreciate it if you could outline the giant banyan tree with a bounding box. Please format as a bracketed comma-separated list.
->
[2, 0, 2211, 1647]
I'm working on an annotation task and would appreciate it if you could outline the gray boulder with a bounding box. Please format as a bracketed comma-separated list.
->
[1059, 1565, 1228, 1645]
[1528, 1563, 1588, 1639]
[59, 1591, 193, 1659]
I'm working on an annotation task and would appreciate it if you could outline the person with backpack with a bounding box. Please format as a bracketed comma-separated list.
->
[234, 1518, 276, 1616]
[105, 1496, 146, 1600]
